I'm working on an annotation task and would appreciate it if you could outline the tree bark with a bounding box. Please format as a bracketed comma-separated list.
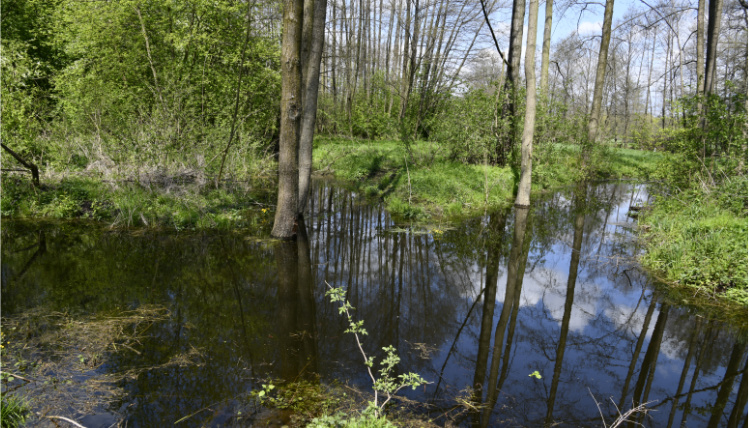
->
[299, 0, 328, 215]
[697, 0, 706, 100]
[272, 0, 304, 239]
[584, 0, 615, 166]
[704, 0, 724, 96]
[516, 0, 539, 207]
[540, 0, 554, 98]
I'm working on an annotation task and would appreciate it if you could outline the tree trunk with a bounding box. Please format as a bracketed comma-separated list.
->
[272, 0, 304, 239]
[704, 0, 724, 96]
[584, 0, 615, 165]
[1, 143, 40, 187]
[299, 0, 328, 215]
[516, 0, 539, 207]
[540, 0, 554, 98]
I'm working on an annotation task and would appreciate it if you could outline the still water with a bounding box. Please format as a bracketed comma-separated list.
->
[2, 181, 746, 427]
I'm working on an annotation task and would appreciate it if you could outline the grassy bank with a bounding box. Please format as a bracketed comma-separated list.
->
[638, 177, 748, 307]
[312, 136, 662, 221]
[1, 172, 276, 232]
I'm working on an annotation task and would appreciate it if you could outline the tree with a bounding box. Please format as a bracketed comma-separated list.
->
[272, 0, 305, 239]
[516, 0, 540, 207]
[584, 0, 615, 165]
[273, 0, 328, 237]
[299, 0, 329, 215]
[540, 0, 554, 98]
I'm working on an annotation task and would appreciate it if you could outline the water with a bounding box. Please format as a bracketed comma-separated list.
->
[2, 180, 746, 427]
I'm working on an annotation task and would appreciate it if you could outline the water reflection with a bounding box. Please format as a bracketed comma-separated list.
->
[1, 180, 746, 427]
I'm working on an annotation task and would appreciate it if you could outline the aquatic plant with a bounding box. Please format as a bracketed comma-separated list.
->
[325, 283, 428, 418]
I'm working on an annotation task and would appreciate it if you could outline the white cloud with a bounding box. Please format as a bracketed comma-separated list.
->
[577, 21, 603, 35]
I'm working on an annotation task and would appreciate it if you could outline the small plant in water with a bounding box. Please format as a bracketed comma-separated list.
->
[325, 282, 428, 418]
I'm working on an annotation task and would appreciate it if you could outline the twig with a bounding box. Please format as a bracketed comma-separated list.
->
[0, 370, 35, 383]
[46, 416, 88, 428]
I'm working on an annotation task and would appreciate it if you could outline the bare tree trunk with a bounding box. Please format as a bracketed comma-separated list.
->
[385, 0, 397, 113]
[697, 0, 706, 98]
[390, 0, 404, 115]
[299, 0, 328, 215]
[540, 0, 554, 98]
[704, 0, 724, 95]
[645, 31, 656, 120]
[584, 0, 615, 166]
[516, 0, 539, 207]
[272, 0, 304, 239]
[331, 0, 338, 105]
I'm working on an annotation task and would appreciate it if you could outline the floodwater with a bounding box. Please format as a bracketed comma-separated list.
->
[1, 180, 746, 427]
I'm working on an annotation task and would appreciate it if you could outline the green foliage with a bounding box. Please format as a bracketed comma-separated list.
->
[427, 88, 499, 164]
[0, 174, 275, 231]
[313, 137, 658, 223]
[325, 285, 428, 419]
[1, 0, 282, 174]
[309, 410, 397, 428]
[0, 393, 30, 428]
[640, 179, 748, 305]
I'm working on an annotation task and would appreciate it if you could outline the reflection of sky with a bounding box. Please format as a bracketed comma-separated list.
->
[302, 181, 744, 427]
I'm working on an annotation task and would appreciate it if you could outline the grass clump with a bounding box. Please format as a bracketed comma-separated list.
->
[639, 176, 748, 306]
[0, 393, 30, 428]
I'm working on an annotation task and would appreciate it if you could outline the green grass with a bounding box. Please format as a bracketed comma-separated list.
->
[1, 174, 276, 231]
[312, 137, 661, 223]
[639, 177, 748, 308]
[0, 393, 30, 428]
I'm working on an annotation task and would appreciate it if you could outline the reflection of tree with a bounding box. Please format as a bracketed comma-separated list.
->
[5, 229, 46, 288]
[276, 216, 319, 381]
[632, 303, 670, 407]
[707, 339, 746, 427]
[473, 206, 531, 427]
[726, 359, 747, 427]
[545, 185, 586, 426]
[666, 317, 701, 427]
[471, 211, 509, 417]
[618, 298, 657, 409]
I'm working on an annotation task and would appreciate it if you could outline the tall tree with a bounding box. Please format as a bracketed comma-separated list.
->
[516, 0, 539, 207]
[298, 0, 329, 215]
[703, 0, 724, 96]
[272, 0, 304, 239]
[540, 0, 554, 98]
[584, 0, 615, 166]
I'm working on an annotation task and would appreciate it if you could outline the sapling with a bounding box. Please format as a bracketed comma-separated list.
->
[325, 282, 428, 418]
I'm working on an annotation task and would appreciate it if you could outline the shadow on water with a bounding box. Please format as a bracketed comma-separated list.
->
[1, 180, 746, 427]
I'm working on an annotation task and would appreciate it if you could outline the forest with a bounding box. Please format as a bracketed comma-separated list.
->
[1, 0, 747, 426]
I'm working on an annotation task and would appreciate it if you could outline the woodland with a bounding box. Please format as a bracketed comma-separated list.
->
[0, 0, 748, 424]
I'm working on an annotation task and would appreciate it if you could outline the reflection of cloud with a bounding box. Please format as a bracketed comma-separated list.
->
[578, 21, 602, 35]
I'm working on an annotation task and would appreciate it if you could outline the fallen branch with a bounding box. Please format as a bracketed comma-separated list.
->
[46, 416, 88, 428]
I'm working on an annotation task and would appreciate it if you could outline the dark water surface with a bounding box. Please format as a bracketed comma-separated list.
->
[2, 180, 746, 427]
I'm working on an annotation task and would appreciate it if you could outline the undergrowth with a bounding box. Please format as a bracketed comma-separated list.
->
[1, 174, 275, 231]
[639, 176, 748, 306]
[313, 137, 662, 224]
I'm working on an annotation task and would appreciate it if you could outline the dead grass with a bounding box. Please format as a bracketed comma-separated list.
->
[0, 305, 185, 427]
